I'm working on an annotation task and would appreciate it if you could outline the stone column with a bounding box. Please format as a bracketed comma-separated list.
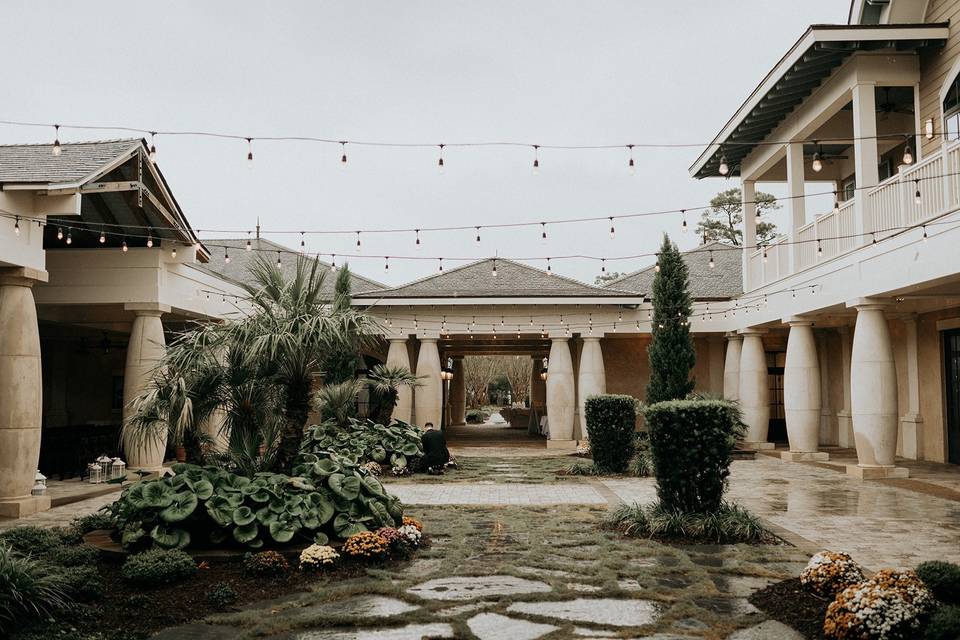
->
[848, 302, 907, 478]
[449, 356, 465, 426]
[0, 268, 50, 518]
[817, 331, 835, 446]
[852, 82, 880, 242]
[546, 337, 575, 448]
[899, 315, 923, 460]
[738, 330, 773, 449]
[386, 338, 413, 423]
[836, 325, 854, 447]
[414, 338, 442, 428]
[122, 304, 169, 472]
[782, 320, 828, 461]
[786, 142, 807, 271]
[577, 336, 606, 441]
[723, 334, 743, 401]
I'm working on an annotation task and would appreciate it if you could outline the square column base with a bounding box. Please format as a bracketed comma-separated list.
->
[845, 465, 909, 480]
[781, 451, 830, 462]
[741, 441, 776, 450]
[546, 439, 577, 450]
[0, 495, 52, 518]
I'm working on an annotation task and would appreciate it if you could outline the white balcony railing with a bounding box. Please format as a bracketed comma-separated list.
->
[746, 141, 960, 290]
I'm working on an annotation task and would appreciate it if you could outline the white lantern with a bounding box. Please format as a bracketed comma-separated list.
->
[88, 463, 102, 484]
[31, 470, 47, 496]
[96, 455, 112, 479]
[110, 458, 126, 481]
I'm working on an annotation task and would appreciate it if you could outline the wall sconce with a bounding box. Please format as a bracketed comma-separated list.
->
[925, 118, 935, 141]
[540, 356, 549, 381]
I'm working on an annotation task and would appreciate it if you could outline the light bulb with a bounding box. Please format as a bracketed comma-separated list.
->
[146, 235, 153, 248]
[384, 257, 389, 272]
[925, 118, 935, 140]
[755, 209, 762, 223]
[99, 229, 106, 244]
[149, 132, 157, 162]
[491, 259, 497, 277]
[246, 237, 252, 251]
[331, 254, 337, 271]
[415, 229, 421, 250]
[709, 252, 715, 269]
[438, 258, 443, 272]
[276, 252, 282, 268]
[122, 240, 128, 252]
[546, 258, 552, 273]
[609, 217, 615, 240]
[52, 125, 62, 157]
[812, 152, 823, 173]
[627, 144, 635, 175]
[57, 227, 63, 240]
[438, 145, 444, 173]
[903, 145, 913, 165]
[14, 217, 19, 236]
[66, 231, 72, 245]
[340, 141, 348, 165]
[914, 180, 921, 205]
[171, 246, 177, 258]
[356, 231, 361, 253]
[922, 225, 928, 242]
[246, 138, 253, 165]
[475, 227, 481, 245]
[681, 211, 688, 232]
[718, 154, 729, 176]
[532, 145, 540, 175]
[817, 241, 823, 256]
[654, 262, 660, 273]
[601, 259, 606, 273]
[540, 223, 546, 243]
[300, 232, 306, 253]
[224, 248, 231, 264]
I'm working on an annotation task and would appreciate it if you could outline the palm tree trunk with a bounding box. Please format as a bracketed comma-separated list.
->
[277, 379, 312, 472]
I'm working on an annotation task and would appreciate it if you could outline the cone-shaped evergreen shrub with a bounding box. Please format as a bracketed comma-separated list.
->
[584, 394, 637, 473]
[644, 399, 744, 513]
[646, 234, 695, 404]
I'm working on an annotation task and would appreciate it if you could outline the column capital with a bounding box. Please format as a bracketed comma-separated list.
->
[418, 336, 438, 344]
[581, 335, 603, 342]
[124, 302, 171, 316]
[737, 328, 767, 336]
[845, 297, 889, 311]
[725, 332, 744, 341]
[784, 316, 816, 327]
[0, 267, 48, 287]
[550, 336, 570, 342]
[388, 337, 409, 344]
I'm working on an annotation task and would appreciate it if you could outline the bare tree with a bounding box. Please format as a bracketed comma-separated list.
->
[462, 356, 500, 408]
[501, 356, 532, 405]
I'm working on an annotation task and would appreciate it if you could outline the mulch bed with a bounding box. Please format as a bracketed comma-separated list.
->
[749, 577, 831, 639]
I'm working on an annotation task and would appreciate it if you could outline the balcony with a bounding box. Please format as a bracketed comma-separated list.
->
[747, 141, 960, 290]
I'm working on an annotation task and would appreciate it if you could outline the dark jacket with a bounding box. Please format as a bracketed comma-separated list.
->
[421, 429, 450, 468]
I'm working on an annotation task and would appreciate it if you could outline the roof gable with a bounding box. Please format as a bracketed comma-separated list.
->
[355, 258, 634, 299]
[0, 138, 142, 185]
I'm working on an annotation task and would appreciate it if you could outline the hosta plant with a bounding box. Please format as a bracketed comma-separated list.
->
[304, 418, 424, 470]
[106, 451, 403, 551]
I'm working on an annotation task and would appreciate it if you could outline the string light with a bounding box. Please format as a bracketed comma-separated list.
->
[654, 260, 660, 273]
[246, 232, 252, 251]
[276, 251, 282, 268]
[708, 251, 715, 268]
[99, 228, 106, 244]
[146, 235, 153, 248]
[66, 230, 72, 245]
[149, 132, 157, 162]
[903, 143, 914, 165]
[330, 254, 337, 271]
[541, 223, 547, 243]
[384, 256, 389, 272]
[298, 232, 305, 252]
[718, 153, 729, 176]
[57, 227, 63, 241]
[812, 143, 823, 172]
[438, 257, 443, 272]
[834, 191, 840, 212]
[817, 239, 822, 257]
[246, 138, 253, 165]
[546, 257, 552, 273]
[762, 246, 768, 263]
[437, 144, 444, 173]
[609, 217, 615, 240]
[355, 231, 361, 252]
[922, 225, 928, 242]
[601, 259, 606, 273]
[13, 217, 19, 236]
[914, 179, 921, 205]
[532, 145, 540, 175]
[171, 246, 177, 258]
[755, 205, 762, 223]
[475, 227, 481, 245]
[51, 125, 62, 156]
[224, 247, 231, 264]
[415, 229, 421, 250]
[491, 259, 497, 277]
[627, 144, 635, 175]
[681, 210, 687, 233]
[122, 239, 128, 252]
[340, 141, 348, 165]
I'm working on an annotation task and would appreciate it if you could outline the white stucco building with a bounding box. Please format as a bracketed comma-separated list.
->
[1, 0, 959, 520]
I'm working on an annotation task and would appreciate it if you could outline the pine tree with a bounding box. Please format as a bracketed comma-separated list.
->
[646, 234, 696, 404]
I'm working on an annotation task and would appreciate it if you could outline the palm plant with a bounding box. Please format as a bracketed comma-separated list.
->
[366, 364, 421, 426]
[314, 379, 365, 428]
[124, 256, 380, 473]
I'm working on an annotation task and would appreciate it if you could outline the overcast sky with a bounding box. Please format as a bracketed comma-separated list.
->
[2, 0, 846, 286]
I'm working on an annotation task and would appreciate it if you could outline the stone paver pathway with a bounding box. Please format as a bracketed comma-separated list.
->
[387, 482, 607, 505]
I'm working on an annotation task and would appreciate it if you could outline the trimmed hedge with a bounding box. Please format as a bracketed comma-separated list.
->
[584, 394, 637, 473]
[917, 560, 960, 605]
[644, 399, 744, 513]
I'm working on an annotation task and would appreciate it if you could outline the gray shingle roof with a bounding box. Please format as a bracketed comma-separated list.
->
[605, 241, 742, 299]
[0, 138, 142, 184]
[203, 238, 386, 295]
[355, 258, 636, 299]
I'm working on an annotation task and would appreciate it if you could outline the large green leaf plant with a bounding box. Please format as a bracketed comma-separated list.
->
[304, 419, 424, 471]
[107, 451, 403, 551]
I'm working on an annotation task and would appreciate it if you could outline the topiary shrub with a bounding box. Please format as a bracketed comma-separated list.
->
[644, 399, 743, 513]
[584, 394, 637, 473]
[121, 548, 196, 585]
[925, 604, 960, 640]
[243, 551, 289, 577]
[916, 560, 960, 605]
[0, 545, 71, 634]
[206, 582, 239, 608]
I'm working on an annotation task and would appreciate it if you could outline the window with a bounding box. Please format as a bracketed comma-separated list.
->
[944, 75, 960, 141]
[842, 176, 856, 201]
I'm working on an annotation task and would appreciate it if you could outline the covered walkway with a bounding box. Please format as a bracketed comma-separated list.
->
[445, 422, 546, 449]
